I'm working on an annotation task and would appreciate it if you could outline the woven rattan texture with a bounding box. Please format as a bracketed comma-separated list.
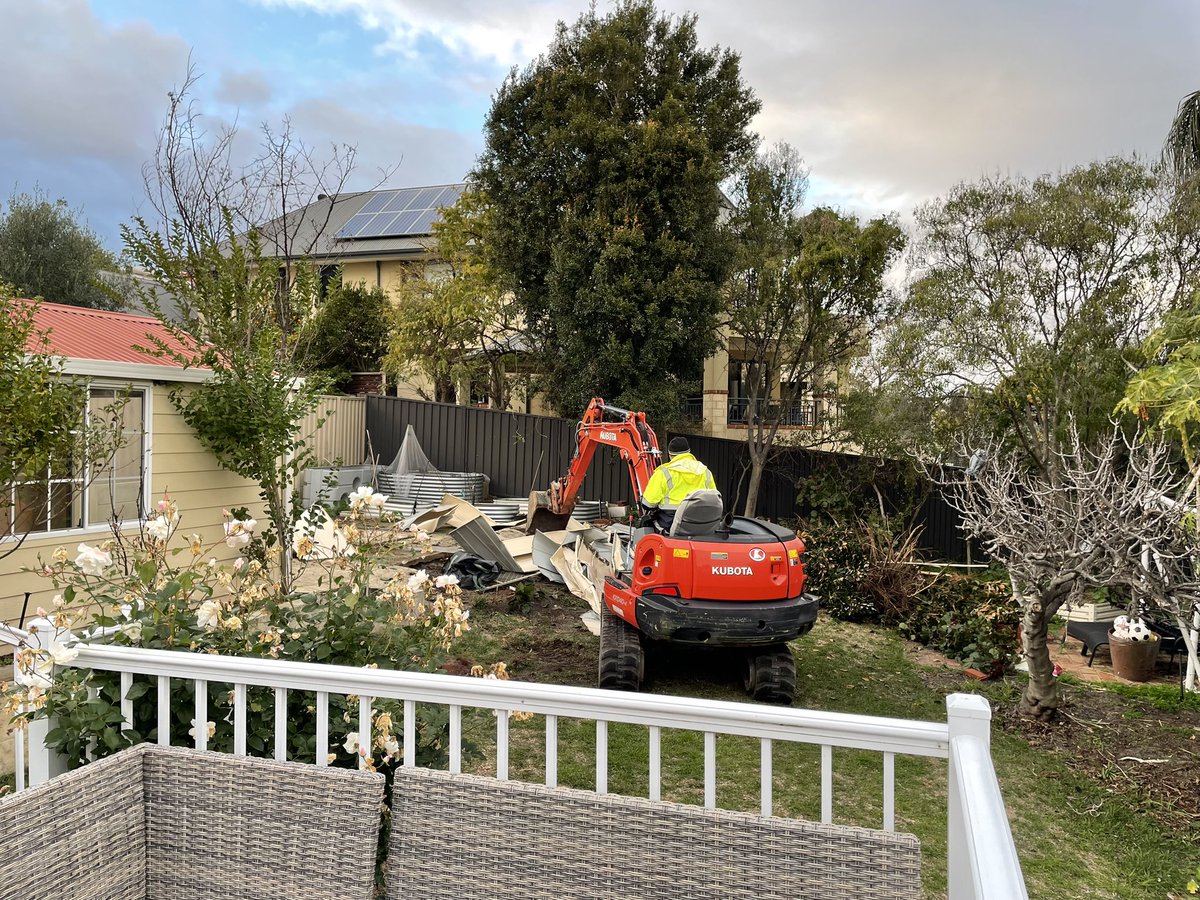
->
[1, 744, 385, 900]
[142, 746, 385, 899]
[0, 749, 147, 900]
[385, 768, 921, 900]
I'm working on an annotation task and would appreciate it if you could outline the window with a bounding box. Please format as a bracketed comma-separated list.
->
[3, 385, 149, 538]
[318, 265, 341, 301]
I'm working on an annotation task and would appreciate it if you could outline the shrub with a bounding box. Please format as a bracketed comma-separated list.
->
[898, 574, 1021, 676]
[801, 521, 1020, 674]
[3, 491, 480, 771]
[800, 523, 875, 622]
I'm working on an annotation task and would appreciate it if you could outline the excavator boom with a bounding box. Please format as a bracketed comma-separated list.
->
[526, 397, 661, 532]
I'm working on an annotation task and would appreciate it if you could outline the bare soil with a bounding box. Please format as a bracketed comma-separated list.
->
[913, 648, 1200, 833]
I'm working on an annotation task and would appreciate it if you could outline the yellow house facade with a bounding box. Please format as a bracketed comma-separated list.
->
[0, 303, 263, 631]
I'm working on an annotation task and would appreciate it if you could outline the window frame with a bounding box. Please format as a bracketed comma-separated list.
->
[1, 380, 153, 542]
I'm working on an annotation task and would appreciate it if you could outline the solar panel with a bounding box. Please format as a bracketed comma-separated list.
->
[338, 213, 374, 238]
[335, 184, 466, 240]
[356, 192, 394, 215]
[389, 210, 423, 234]
[382, 188, 420, 213]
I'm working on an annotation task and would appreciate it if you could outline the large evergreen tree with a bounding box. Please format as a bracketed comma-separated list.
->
[473, 0, 760, 422]
[0, 192, 120, 310]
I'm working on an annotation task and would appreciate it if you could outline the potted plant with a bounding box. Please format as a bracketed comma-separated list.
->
[1108, 614, 1160, 682]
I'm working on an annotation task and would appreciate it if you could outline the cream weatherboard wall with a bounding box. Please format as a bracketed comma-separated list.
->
[0, 382, 264, 629]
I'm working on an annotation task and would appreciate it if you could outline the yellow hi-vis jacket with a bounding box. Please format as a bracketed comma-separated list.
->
[641, 452, 717, 509]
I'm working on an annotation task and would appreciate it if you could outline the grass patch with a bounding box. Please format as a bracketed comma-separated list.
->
[1084, 679, 1200, 713]
[459, 595, 1199, 900]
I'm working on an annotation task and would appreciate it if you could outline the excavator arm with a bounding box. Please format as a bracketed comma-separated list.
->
[527, 397, 661, 530]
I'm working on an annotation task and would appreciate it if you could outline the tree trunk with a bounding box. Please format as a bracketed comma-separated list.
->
[1019, 598, 1060, 720]
[743, 458, 763, 518]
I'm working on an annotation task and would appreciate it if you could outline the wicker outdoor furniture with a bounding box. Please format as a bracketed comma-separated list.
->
[0, 744, 385, 900]
[385, 766, 922, 900]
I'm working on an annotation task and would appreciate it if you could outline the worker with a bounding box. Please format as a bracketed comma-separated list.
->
[640, 436, 718, 531]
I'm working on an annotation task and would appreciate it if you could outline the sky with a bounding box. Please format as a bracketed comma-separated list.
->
[1, 0, 1197, 250]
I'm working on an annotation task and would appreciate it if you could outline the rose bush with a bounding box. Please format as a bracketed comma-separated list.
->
[3, 489, 478, 772]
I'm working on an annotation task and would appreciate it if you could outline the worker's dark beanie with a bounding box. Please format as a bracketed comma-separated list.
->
[668, 436, 690, 455]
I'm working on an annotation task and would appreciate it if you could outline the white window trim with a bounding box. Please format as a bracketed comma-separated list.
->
[1, 380, 154, 544]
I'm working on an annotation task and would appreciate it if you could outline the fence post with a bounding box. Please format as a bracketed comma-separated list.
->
[946, 693, 991, 900]
[17, 616, 71, 787]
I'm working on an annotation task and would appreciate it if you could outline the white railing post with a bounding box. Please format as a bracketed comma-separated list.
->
[946, 693, 991, 900]
[16, 617, 70, 786]
[25, 714, 68, 787]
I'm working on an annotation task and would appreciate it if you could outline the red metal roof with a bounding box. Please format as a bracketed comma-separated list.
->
[23, 300, 200, 368]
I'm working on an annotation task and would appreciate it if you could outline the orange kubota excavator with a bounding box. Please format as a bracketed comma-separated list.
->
[528, 398, 818, 703]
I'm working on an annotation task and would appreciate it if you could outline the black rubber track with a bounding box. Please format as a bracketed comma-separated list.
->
[599, 604, 644, 691]
[744, 644, 796, 704]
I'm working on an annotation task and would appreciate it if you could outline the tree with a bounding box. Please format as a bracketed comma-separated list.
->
[894, 159, 1200, 476]
[949, 429, 1200, 716]
[0, 289, 127, 559]
[1165, 90, 1200, 179]
[297, 281, 392, 392]
[725, 144, 904, 516]
[473, 0, 760, 423]
[143, 64, 384, 335]
[386, 190, 520, 406]
[0, 192, 121, 310]
[876, 159, 1200, 717]
[1119, 295, 1200, 689]
[122, 213, 330, 591]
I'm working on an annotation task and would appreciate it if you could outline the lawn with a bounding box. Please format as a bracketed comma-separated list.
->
[456, 586, 1200, 900]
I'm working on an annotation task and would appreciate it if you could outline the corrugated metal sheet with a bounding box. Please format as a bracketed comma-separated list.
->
[299, 395, 366, 467]
[25, 301, 197, 366]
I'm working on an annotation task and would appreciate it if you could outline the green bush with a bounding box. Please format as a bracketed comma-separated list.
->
[801, 522, 1020, 674]
[4, 492, 476, 770]
[800, 523, 875, 622]
[898, 575, 1021, 676]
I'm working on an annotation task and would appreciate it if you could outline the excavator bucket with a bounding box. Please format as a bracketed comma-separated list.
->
[525, 488, 571, 534]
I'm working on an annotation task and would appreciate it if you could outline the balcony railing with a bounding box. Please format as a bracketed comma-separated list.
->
[679, 397, 704, 423]
[3, 625, 1027, 900]
[728, 397, 823, 427]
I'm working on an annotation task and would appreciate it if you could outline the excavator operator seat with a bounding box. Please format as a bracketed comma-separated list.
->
[668, 489, 723, 539]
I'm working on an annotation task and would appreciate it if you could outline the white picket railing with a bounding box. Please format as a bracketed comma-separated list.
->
[3, 630, 1027, 900]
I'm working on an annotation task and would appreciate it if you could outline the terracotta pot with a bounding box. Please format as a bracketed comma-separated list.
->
[1108, 632, 1159, 682]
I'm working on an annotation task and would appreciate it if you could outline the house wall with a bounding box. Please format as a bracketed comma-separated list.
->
[0, 383, 264, 629]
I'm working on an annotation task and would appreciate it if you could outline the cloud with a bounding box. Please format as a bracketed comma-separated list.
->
[286, 98, 479, 189]
[215, 70, 274, 108]
[0, 0, 190, 245]
[254, 0, 564, 64]
[257, 0, 1200, 217]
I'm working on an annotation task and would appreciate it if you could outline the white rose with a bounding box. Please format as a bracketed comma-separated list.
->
[434, 574, 459, 590]
[74, 543, 112, 576]
[196, 599, 221, 630]
[348, 486, 375, 510]
[223, 517, 257, 549]
[383, 735, 400, 758]
[48, 641, 78, 665]
[343, 731, 362, 754]
[407, 570, 431, 593]
[188, 719, 216, 740]
[145, 515, 173, 542]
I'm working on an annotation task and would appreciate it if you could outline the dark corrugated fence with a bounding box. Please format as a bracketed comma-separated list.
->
[365, 396, 969, 560]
